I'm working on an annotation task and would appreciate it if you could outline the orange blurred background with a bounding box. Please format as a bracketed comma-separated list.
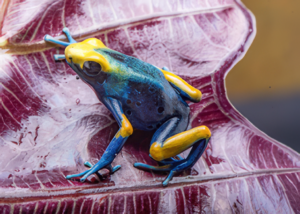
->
[227, 0, 300, 151]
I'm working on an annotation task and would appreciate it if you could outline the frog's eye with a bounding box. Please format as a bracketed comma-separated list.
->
[83, 61, 102, 76]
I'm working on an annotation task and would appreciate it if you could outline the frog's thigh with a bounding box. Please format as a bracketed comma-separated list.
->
[149, 116, 187, 161]
[150, 123, 211, 162]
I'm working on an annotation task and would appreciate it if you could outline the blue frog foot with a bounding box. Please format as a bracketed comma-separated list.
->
[134, 138, 209, 186]
[65, 161, 121, 182]
[134, 161, 183, 186]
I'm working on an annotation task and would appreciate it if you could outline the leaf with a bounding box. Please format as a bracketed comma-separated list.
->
[0, 0, 299, 213]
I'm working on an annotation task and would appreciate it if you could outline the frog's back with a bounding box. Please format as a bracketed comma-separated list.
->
[103, 53, 190, 131]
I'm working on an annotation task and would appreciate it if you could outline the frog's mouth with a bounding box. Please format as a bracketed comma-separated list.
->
[67, 60, 83, 77]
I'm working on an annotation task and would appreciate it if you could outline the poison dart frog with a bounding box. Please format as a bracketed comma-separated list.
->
[44, 28, 211, 186]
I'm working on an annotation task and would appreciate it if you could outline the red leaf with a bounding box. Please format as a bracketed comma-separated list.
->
[0, 0, 299, 213]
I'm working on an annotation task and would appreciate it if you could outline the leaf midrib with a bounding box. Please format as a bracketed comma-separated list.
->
[1, 167, 299, 203]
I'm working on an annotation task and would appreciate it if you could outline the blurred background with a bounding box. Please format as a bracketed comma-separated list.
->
[227, 0, 300, 152]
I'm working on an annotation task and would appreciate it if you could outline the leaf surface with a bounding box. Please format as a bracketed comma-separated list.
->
[0, 0, 299, 213]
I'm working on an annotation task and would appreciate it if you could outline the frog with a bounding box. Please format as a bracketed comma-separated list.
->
[44, 28, 211, 187]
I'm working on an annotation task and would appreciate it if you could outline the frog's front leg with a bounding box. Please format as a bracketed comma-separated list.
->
[44, 27, 76, 60]
[66, 97, 133, 182]
[134, 117, 210, 186]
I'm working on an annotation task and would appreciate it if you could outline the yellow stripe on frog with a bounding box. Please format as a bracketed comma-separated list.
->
[150, 125, 211, 161]
[160, 69, 202, 102]
[116, 114, 133, 138]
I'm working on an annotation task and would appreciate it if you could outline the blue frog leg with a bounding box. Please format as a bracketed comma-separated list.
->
[62, 27, 77, 44]
[44, 27, 77, 61]
[66, 97, 132, 182]
[44, 34, 70, 47]
[53, 54, 66, 61]
[134, 117, 211, 186]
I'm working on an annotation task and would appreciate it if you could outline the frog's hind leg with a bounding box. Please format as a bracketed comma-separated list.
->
[161, 137, 209, 186]
[134, 117, 211, 186]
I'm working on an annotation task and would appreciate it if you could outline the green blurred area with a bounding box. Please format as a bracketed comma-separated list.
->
[226, 0, 300, 152]
[227, 0, 300, 100]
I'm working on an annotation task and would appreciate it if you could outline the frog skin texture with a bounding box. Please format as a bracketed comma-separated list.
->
[44, 28, 211, 186]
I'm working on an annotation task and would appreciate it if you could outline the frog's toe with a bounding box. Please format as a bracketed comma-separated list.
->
[44, 34, 70, 47]
[66, 169, 103, 181]
[103, 164, 121, 174]
[162, 170, 175, 187]
[79, 167, 102, 182]
[84, 161, 93, 168]
[62, 27, 70, 35]
[62, 27, 77, 44]
[66, 161, 104, 181]
[112, 165, 121, 173]
[134, 162, 172, 172]
[134, 162, 177, 186]
[162, 66, 170, 71]
[54, 54, 66, 61]
[65, 169, 91, 180]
